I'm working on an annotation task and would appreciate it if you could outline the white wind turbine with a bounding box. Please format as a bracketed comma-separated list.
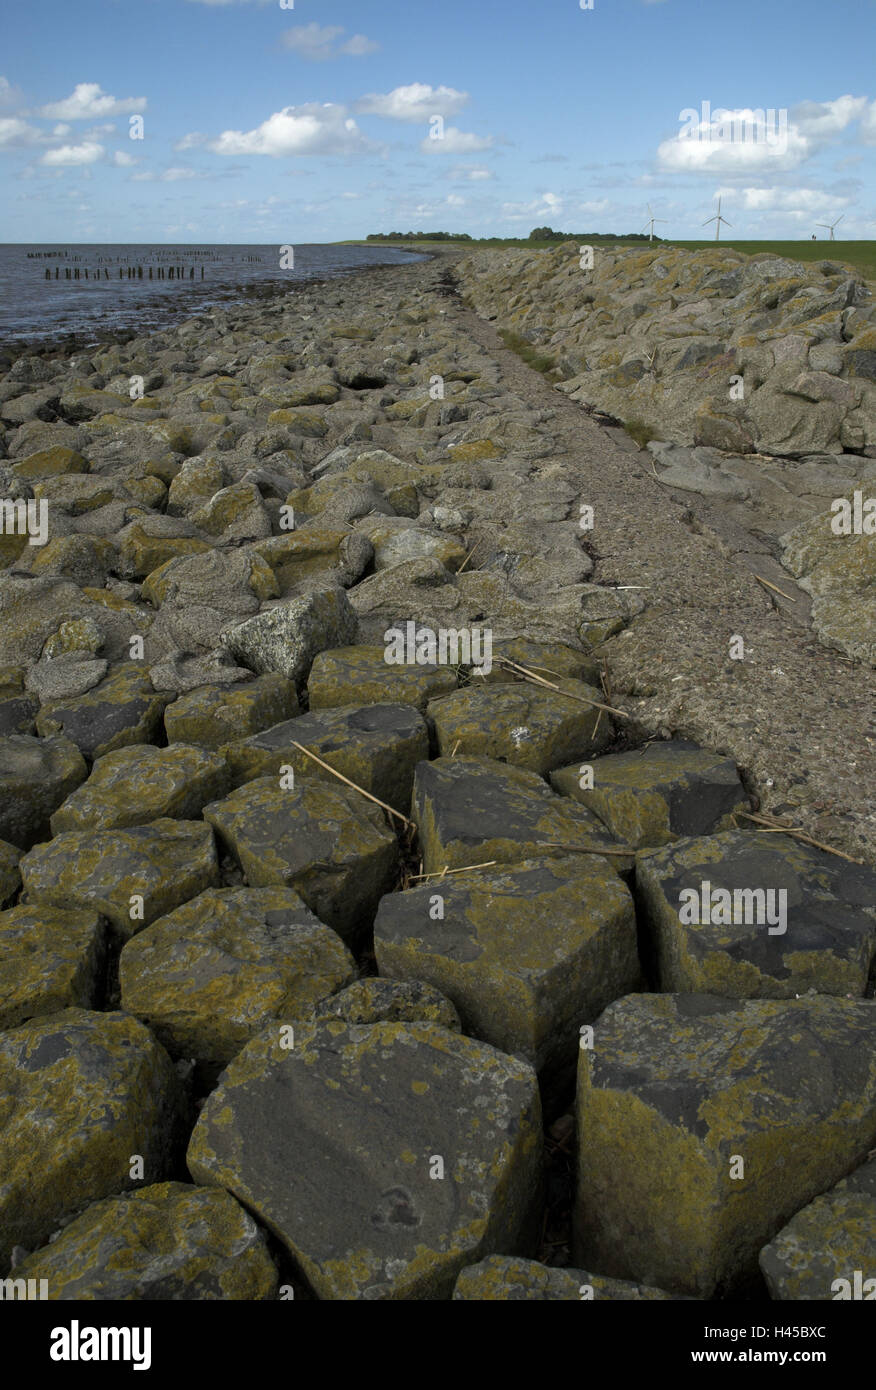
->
[703, 195, 732, 241]
[816, 214, 844, 241]
[641, 203, 667, 241]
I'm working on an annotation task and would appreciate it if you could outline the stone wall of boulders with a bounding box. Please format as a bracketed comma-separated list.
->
[0, 255, 874, 1301]
[457, 243, 876, 667]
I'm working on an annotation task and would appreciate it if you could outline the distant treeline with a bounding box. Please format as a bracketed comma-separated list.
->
[366, 228, 658, 243]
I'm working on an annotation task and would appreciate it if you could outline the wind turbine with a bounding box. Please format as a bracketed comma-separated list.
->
[641, 203, 667, 241]
[703, 195, 732, 241]
[816, 214, 844, 241]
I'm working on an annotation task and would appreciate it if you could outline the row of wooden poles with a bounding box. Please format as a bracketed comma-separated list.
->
[45, 266, 206, 280]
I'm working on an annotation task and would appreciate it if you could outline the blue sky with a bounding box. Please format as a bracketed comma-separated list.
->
[2, 0, 875, 242]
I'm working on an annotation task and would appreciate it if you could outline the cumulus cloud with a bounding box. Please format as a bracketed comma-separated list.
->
[420, 126, 493, 154]
[40, 140, 104, 166]
[658, 95, 872, 174]
[209, 103, 375, 157]
[858, 100, 876, 145]
[281, 24, 379, 60]
[356, 83, 469, 122]
[38, 83, 146, 120]
[0, 117, 45, 147]
[112, 150, 137, 166]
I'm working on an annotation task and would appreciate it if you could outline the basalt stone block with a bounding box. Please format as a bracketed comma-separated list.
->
[0, 905, 106, 1029]
[427, 680, 612, 773]
[375, 855, 639, 1080]
[20, 819, 220, 940]
[35, 663, 171, 762]
[12, 1183, 278, 1300]
[0, 733, 87, 849]
[412, 756, 623, 875]
[550, 740, 748, 848]
[759, 1157, 876, 1301]
[311, 977, 461, 1032]
[574, 993, 876, 1297]
[223, 703, 428, 815]
[0, 1008, 184, 1267]
[164, 674, 300, 748]
[187, 1018, 543, 1300]
[219, 587, 358, 686]
[0, 837, 21, 906]
[0, 694, 40, 736]
[203, 778, 398, 945]
[120, 886, 356, 1068]
[636, 830, 876, 998]
[50, 743, 231, 834]
[307, 644, 458, 714]
[463, 638, 601, 688]
[452, 1255, 680, 1301]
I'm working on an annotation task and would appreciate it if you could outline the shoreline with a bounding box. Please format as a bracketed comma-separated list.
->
[0, 245, 437, 363]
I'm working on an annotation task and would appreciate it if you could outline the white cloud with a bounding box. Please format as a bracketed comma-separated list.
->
[0, 117, 44, 147]
[451, 165, 492, 181]
[356, 83, 469, 123]
[40, 140, 104, 166]
[341, 35, 380, 57]
[859, 100, 876, 145]
[791, 95, 869, 141]
[658, 96, 873, 174]
[209, 103, 375, 157]
[281, 24, 379, 61]
[112, 150, 137, 167]
[420, 127, 493, 154]
[38, 83, 146, 120]
[175, 131, 208, 151]
[502, 191, 564, 220]
[446, 194, 465, 206]
[724, 185, 851, 214]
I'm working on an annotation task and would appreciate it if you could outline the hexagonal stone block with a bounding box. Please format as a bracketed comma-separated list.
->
[223, 703, 428, 814]
[463, 638, 601, 688]
[412, 756, 622, 875]
[0, 837, 21, 906]
[0, 1008, 184, 1267]
[574, 993, 876, 1298]
[427, 681, 613, 773]
[49, 743, 231, 834]
[759, 1157, 876, 1301]
[35, 663, 170, 762]
[0, 733, 87, 849]
[375, 855, 639, 1080]
[307, 645, 457, 714]
[164, 674, 299, 748]
[20, 819, 220, 940]
[453, 1255, 680, 1300]
[0, 905, 106, 1029]
[312, 977, 461, 1032]
[187, 1018, 543, 1300]
[220, 587, 358, 685]
[550, 740, 749, 848]
[13, 1183, 278, 1300]
[636, 830, 876, 998]
[203, 778, 398, 945]
[120, 887, 356, 1069]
